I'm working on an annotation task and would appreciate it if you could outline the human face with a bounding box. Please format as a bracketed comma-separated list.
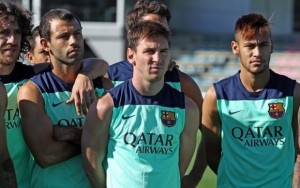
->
[142, 14, 168, 29]
[128, 35, 170, 83]
[43, 18, 84, 65]
[0, 15, 21, 65]
[27, 35, 49, 64]
[232, 32, 273, 75]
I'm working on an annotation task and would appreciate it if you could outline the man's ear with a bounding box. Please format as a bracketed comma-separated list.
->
[127, 48, 135, 65]
[40, 38, 50, 52]
[26, 52, 34, 63]
[231, 41, 239, 55]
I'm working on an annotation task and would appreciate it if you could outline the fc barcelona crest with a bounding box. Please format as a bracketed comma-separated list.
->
[161, 111, 176, 127]
[268, 102, 285, 119]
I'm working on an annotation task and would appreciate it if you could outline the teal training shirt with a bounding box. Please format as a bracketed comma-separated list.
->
[30, 71, 105, 188]
[105, 80, 185, 188]
[215, 70, 296, 188]
[1, 62, 41, 188]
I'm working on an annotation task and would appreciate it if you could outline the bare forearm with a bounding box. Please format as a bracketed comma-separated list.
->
[293, 155, 300, 188]
[53, 126, 82, 144]
[187, 140, 207, 182]
[34, 141, 81, 168]
[0, 158, 17, 188]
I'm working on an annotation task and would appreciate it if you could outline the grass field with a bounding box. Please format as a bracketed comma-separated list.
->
[186, 131, 217, 188]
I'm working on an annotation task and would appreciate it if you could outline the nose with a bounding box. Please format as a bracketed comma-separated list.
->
[252, 46, 261, 57]
[6, 33, 17, 44]
[152, 51, 162, 62]
[69, 35, 77, 45]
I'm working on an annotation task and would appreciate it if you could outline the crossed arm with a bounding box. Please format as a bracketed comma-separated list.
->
[17, 81, 81, 168]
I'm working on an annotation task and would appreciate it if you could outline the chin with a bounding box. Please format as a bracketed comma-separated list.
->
[252, 68, 268, 75]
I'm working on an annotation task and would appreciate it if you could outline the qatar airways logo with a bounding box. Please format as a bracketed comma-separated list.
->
[123, 132, 174, 154]
[5, 108, 21, 129]
[57, 117, 85, 127]
[231, 125, 285, 147]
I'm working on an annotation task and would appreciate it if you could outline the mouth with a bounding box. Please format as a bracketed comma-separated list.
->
[150, 63, 163, 68]
[3, 48, 17, 56]
[251, 59, 264, 64]
[68, 48, 81, 56]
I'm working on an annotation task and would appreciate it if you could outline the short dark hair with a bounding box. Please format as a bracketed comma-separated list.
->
[234, 13, 272, 41]
[127, 21, 170, 51]
[39, 8, 81, 41]
[126, 0, 171, 30]
[28, 26, 40, 52]
[0, 2, 33, 55]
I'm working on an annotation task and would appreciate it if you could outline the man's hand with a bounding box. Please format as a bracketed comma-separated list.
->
[168, 60, 179, 71]
[66, 72, 96, 116]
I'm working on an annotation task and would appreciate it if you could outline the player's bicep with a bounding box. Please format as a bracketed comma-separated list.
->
[17, 82, 53, 154]
[202, 86, 220, 134]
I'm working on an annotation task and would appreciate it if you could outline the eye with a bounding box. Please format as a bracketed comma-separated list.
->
[144, 49, 155, 55]
[245, 44, 255, 49]
[0, 29, 9, 38]
[14, 30, 21, 35]
[58, 34, 70, 40]
[160, 49, 169, 55]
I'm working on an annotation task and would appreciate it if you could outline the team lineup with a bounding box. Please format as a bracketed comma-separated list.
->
[0, 0, 299, 188]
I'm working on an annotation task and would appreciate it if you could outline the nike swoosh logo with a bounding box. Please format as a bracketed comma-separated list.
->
[52, 101, 65, 107]
[121, 114, 135, 120]
[228, 110, 242, 115]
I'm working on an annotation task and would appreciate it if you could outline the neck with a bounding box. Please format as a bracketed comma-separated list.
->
[240, 69, 270, 92]
[51, 62, 82, 83]
[0, 63, 16, 76]
[132, 77, 164, 96]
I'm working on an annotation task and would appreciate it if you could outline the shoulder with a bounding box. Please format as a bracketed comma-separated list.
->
[178, 70, 202, 95]
[32, 63, 51, 74]
[96, 93, 114, 115]
[177, 70, 203, 104]
[204, 86, 217, 99]
[108, 60, 133, 80]
[108, 60, 131, 72]
[17, 80, 40, 101]
[109, 60, 130, 68]
[178, 70, 199, 89]
[14, 62, 36, 74]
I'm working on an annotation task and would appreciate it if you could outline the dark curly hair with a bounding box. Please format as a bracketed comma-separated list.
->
[0, 2, 33, 55]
